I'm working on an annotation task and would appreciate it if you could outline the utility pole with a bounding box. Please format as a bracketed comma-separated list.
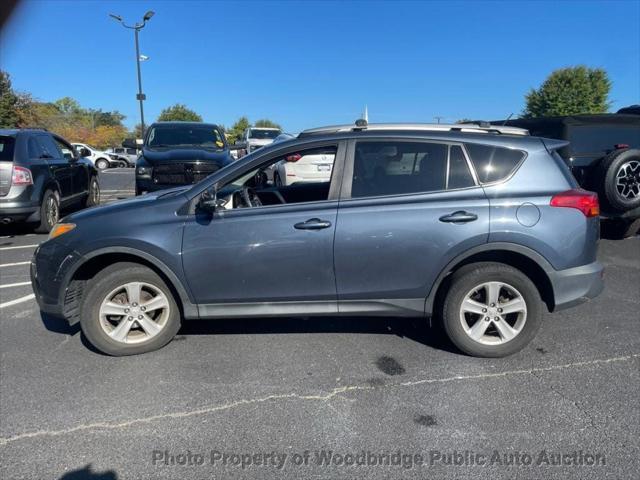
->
[109, 11, 155, 138]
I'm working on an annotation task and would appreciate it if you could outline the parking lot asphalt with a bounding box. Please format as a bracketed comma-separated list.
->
[0, 169, 639, 479]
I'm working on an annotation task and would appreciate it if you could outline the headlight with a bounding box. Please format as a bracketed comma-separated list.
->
[108, 154, 118, 160]
[136, 166, 152, 178]
[49, 223, 76, 240]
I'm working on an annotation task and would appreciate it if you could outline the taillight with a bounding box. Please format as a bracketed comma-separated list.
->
[11, 166, 33, 186]
[550, 189, 599, 217]
[614, 144, 629, 150]
[285, 153, 302, 162]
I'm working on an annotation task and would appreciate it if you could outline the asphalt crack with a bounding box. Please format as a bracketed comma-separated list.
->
[1, 353, 637, 446]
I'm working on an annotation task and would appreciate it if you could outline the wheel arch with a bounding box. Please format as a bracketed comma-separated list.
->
[425, 243, 557, 316]
[63, 248, 198, 320]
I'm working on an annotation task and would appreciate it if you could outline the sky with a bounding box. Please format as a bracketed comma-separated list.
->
[1, 0, 639, 132]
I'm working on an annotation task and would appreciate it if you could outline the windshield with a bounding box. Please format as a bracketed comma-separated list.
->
[147, 125, 226, 149]
[249, 129, 281, 140]
[0, 135, 16, 161]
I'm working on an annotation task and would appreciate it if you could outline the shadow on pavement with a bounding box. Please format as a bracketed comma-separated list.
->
[40, 313, 80, 336]
[58, 464, 117, 479]
[178, 315, 460, 354]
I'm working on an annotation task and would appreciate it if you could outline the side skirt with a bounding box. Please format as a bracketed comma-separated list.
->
[194, 299, 426, 319]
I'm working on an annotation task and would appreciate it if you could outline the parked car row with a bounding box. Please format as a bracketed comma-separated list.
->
[32, 120, 604, 359]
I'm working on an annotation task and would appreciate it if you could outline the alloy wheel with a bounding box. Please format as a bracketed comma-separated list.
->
[459, 281, 527, 345]
[90, 179, 100, 204]
[615, 160, 640, 199]
[98, 282, 170, 344]
[46, 195, 59, 227]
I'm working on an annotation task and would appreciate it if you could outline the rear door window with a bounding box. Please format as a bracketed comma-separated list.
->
[465, 143, 525, 183]
[351, 141, 449, 198]
[38, 135, 63, 160]
[28, 137, 43, 159]
[0, 136, 16, 162]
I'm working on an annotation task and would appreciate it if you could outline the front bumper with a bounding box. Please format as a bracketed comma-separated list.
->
[31, 241, 81, 317]
[549, 261, 604, 311]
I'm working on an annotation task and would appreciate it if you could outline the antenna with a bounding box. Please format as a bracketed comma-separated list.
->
[362, 105, 369, 122]
[501, 113, 514, 126]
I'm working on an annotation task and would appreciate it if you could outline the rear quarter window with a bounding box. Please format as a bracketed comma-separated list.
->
[0, 136, 16, 162]
[465, 143, 526, 183]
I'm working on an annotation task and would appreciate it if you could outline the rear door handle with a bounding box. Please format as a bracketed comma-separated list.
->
[439, 211, 478, 223]
[294, 218, 332, 230]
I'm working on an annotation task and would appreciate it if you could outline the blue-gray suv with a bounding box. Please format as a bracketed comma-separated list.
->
[31, 122, 604, 357]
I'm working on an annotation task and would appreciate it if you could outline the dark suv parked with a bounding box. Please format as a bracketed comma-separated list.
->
[0, 129, 99, 232]
[500, 113, 640, 236]
[130, 121, 232, 195]
[32, 121, 603, 357]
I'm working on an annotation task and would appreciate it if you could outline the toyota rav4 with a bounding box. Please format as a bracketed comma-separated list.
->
[32, 121, 604, 357]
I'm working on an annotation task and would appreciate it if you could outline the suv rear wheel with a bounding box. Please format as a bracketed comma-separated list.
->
[442, 262, 543, 357]
[80, 262, 181, 356]
[35, 189, 59, 233]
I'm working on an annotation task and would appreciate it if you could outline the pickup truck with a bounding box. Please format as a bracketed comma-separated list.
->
[234, 127, 282, 158]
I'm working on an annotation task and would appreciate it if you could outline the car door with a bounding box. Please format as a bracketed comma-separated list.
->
[333, 139, 490, 314]
[181, 141, 346, 316]
[37, 135, 74, 202]
[55, 136, 88, 197]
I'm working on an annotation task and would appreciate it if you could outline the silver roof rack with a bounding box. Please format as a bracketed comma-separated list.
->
[299, 122, 529, 137]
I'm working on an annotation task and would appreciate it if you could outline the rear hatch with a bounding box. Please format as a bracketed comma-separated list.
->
[0, 135, 16, 197]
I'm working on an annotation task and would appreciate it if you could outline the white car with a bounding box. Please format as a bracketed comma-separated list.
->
[272, 148, 335, 186]
[72, 143, 121, 170]
[106, 147, 139, 167]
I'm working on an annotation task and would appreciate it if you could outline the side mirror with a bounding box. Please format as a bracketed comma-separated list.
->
[122, 138, 138, 149]
[79, 147, 91, 157]
[198, 188, 226, 213]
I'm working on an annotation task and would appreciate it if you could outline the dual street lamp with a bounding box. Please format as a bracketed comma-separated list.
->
[109, 11, 155, 137]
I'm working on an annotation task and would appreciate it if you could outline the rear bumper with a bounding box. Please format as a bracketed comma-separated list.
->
[0, 204, 39, 222]
[549, 261, 604, 311]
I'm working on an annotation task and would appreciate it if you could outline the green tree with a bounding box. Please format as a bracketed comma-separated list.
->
[254, 118, 282, 129]
[523, 66, 611, 118]
[157, 104, 203, 122]
[227, 116, 250, 143]
[0, 70, 19, 127]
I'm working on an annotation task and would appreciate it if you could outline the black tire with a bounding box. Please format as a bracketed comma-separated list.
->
[596, 148, 640, 212]
[80, 262, 181, 356]
[95, 158, 109, 170]
[117, 160, 127, 168]
[84, 176, 100, 208]
[441, 262, 543, 357]
[35, 189, 60, 233]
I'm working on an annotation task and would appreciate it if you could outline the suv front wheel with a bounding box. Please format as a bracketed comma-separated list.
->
[442, 262, 543, 357]
[80, 262, 181, 356]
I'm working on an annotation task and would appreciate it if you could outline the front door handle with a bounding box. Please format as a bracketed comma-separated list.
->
[294, 218, 332, 230]
[439, 211, 478, 223]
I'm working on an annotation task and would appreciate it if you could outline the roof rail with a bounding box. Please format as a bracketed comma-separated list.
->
[299, 121, 529, 137]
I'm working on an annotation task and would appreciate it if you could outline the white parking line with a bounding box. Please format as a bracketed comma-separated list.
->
[0, 261, 31, 268]
[0, 234, 37, 239]
[0, 282, 31, 289]
[0, 244, 39, 251]
[0, 293, 35, 309]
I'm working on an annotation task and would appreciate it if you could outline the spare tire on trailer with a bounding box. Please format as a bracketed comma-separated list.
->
[596, 148, 640, 212]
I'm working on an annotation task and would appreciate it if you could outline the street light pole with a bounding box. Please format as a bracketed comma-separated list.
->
[134, 27, 145, 133]
[109, 11, 154, 138]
